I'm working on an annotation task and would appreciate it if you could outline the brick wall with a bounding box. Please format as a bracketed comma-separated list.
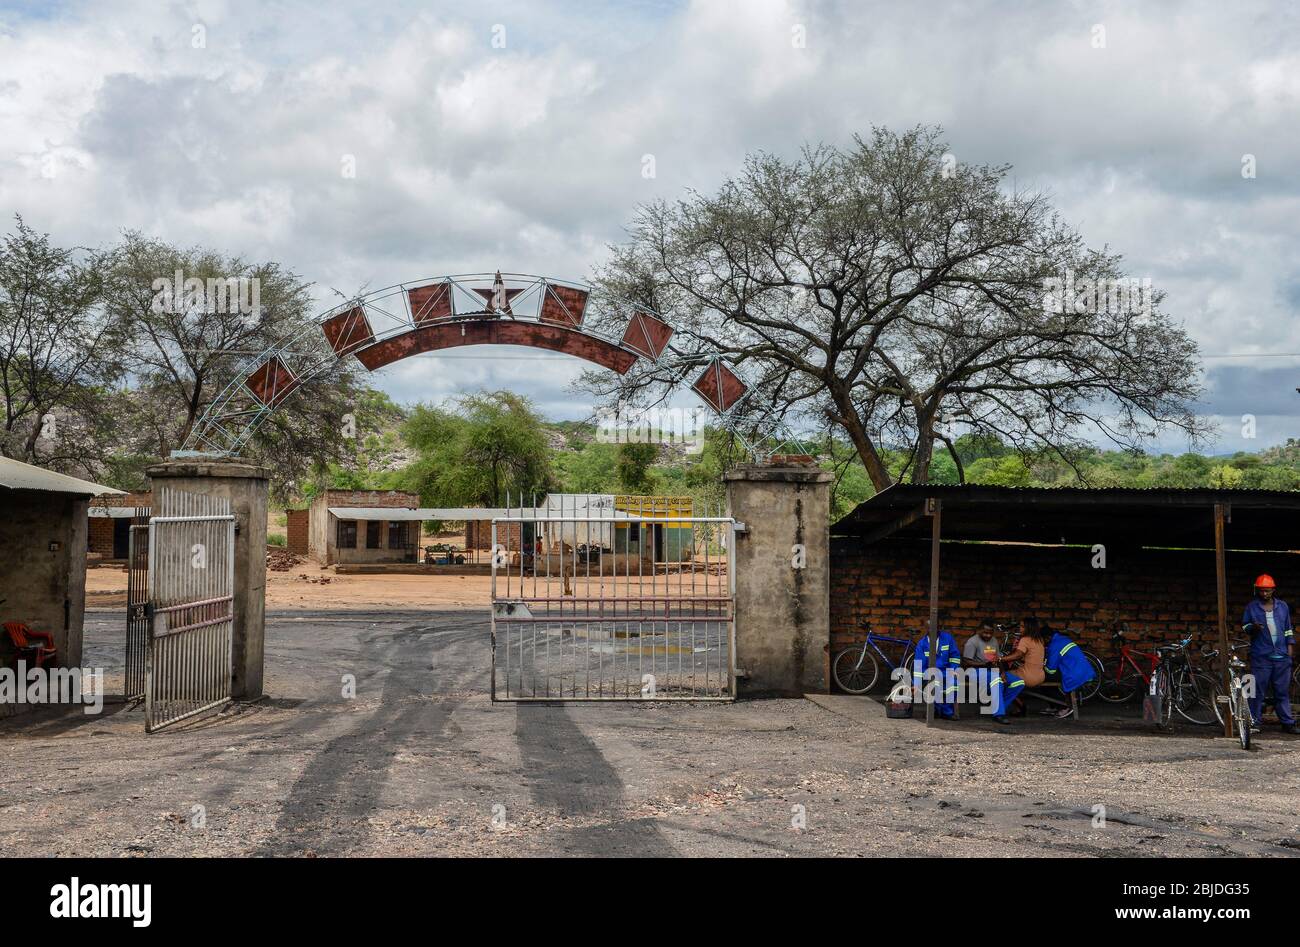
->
[87, 515, 115, 555]
[830, 537, 1300, 656]
[285, 509, 309, 555]
[466, 520, 523, 550]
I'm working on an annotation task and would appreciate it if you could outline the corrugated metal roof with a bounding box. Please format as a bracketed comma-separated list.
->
[833, 482, 1300, 551]
[88, 505, 140, 518]
[0, 456, 124, 497]
[328, 506, 640, 521]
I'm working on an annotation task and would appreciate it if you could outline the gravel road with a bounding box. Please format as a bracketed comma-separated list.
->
[2, 607, 1298, 857]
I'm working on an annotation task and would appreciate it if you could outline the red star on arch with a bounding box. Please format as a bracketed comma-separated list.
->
[472, 271, 526, 316]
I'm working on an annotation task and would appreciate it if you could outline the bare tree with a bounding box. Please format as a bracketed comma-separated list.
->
[589, 127, 1203, 489]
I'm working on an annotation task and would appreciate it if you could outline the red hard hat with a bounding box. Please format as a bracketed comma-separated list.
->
[1255, 574, 1277, 589]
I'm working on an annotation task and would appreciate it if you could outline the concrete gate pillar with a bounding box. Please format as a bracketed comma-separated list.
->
[146, 458, 269, 700]
[724, 460, 832, 697]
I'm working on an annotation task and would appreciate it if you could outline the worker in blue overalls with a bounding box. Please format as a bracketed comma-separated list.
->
[959, 636, 1017, 725]
[912, 629, 963, 720]
[1044, 626, 1097, 720]
[1242, 574, 1297, 734]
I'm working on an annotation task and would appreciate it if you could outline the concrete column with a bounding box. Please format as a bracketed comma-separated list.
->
[146, 458, 269, 700]
[724, 462, 833, 697]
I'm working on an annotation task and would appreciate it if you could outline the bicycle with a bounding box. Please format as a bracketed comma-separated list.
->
[1202, 642, 1254, 749]
[1146, 636, 1221, 727]
[831, 619, 916, 694]
[1098, 624, 1159, 703]
[1163, 638, 1222, 726]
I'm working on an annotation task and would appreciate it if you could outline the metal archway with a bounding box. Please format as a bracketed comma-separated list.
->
[183, 271, 791, 456]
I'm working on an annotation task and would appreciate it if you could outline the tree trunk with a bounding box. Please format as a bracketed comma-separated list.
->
[829, 392, 892, 492]
[910, 418, 936, 484]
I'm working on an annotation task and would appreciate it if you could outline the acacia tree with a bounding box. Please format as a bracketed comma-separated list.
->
[102, 232, 315, 452]
[402, 391, 553, 506]
[0, 216, 124, 466]
[102, 232, 381, 482]
[589, 126, 1203, 489]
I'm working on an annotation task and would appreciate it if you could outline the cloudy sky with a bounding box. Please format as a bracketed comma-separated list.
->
[2, 0, 1298, 454]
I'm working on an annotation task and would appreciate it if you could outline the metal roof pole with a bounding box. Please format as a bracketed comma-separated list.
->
[927, 497, 942, 728]
[1215, 502, 1232, 739]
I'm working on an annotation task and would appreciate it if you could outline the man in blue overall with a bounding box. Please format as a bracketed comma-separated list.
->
[912, 629, 963, 720]
[914, 628, 1017, 724]
[1241, 574, 1296, 734]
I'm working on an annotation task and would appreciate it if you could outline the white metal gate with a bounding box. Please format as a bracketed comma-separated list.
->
[125, 519, 150, 701]
[490, 496, 735, 700]
[145, 487, 236, 732]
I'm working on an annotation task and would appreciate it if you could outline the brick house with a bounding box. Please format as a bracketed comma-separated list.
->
[87, 491, 152, 559]
[307, 489, 423, 565]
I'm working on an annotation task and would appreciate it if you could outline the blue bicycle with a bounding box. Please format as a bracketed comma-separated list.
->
[832, 620, 917, 694]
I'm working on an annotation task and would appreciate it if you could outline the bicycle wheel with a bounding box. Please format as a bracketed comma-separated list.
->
[1172, 668, 1221, 726]
[832, 647, 880, 694]
[1098, 659, 1143, 703]
[1078, 651, 1104, 702]
[1234, 684, 1251, 750]
[1156, 666, 1174, 727]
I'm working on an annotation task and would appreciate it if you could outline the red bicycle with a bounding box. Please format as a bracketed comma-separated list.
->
[1097, 624, 1158, 703]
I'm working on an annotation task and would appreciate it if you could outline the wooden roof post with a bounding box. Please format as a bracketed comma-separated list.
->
[927, 497, 942, 728]
[1215, 502, 1232, 738]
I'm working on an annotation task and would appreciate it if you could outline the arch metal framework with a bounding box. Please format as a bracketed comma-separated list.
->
[184, 271, 794, 457]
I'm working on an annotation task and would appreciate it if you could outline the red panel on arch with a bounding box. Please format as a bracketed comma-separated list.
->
[245, 356, 299, 405]
[408, 282, 454, 324]
[539, 285, 588, 328]
[620, 311, 674, 359]
[353, 319, 638, 375]
[691, 360, 747, 413]
[320, 306, 374, 355]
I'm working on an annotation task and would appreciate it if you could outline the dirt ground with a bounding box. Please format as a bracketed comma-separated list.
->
[87, 560, 493, 610]
[3, 590, 1300, 857]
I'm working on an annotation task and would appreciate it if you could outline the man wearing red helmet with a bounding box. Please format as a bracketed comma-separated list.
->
[1241, 574, 1296, 734]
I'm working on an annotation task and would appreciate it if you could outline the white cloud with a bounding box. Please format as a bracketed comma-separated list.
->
[1, 0, 1297, 443]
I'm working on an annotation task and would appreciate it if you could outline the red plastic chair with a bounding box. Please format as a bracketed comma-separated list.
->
[4, 621, 56, 668]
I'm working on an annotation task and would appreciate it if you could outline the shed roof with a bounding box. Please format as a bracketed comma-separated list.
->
[328, 506, 640, 521]
[88, 505, 140, 519]
[833, 483, 1300, 551]
[0, 456, 124, 497]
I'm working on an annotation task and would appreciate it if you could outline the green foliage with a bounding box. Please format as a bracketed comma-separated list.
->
[554, 441, 619, 493]
[400, 391, 553, 506]
[615, 442, 659, 493]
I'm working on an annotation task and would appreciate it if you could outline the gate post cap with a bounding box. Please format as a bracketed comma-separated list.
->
[147, 456, 270, 480]
[723, 463, 833, 484]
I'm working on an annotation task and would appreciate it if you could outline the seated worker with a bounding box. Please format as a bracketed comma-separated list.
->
[963, 620, 1002, 665]
[994, 617, 1046, 715]
[959, 628, 1016, 726]
[911, 628, 962, 720]
[998, 617, 1047, 686]
[1043, 625, 1097, 719]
